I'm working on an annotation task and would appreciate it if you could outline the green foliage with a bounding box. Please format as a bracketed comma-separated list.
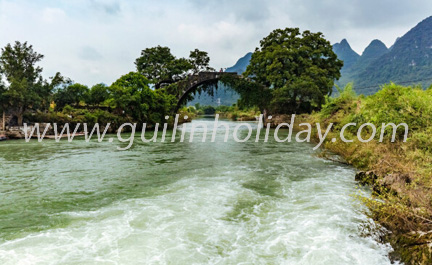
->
[0, 41, 43, 83]
[214, 105, 231, 113]
[0, 41, 46, 124]
[135, 46, 178, 82]
[320, 83, 357, 118]
[215, 105, 260, 121]
[358, 83, 432, 137]
[202, 105, 215, 115]
[0, 41, 216, 128]
[135, 46, 213, 86]
[314, 82, 432, 166]
[409, 127, 432, 154]
[108, 72, 175, 124]
[220, 75, 271, 112]
[0, 80, 7, 112]
[27, 107, 128, 129]
[193, 104, 216, 115]
[54, 83, 89, 110]
[244, 28, 343, 114]
[86, 83, 109, 106]
[310, 82, 432, 264]
[185, 106, 196, 114]
[318, 83, 432, 139]
[189, 49, 215, 73]
[194, 104, 260, 121]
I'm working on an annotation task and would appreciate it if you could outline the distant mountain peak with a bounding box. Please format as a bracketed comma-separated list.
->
[362, 39, 388, 58]
[333, 39, 360, 72]
[225, 52, 252, 74]
[347, 15, 432, 94]
[369, 39, 386, 46]
[418, 15, 432, 26]
[340, 39, 349, 46]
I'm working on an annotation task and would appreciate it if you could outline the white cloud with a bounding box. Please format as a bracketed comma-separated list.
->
[0, 0, 430, 85]
[41, 7, 66, 23]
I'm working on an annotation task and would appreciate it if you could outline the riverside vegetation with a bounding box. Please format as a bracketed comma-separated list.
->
[297, 83, 432, 264]
[190, 104, 260, 121]
[0, 42, 213, 133]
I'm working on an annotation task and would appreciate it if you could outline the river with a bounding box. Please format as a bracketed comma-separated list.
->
[0, 118, 396, 264]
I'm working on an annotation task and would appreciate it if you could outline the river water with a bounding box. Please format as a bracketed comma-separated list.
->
[0, 118, 396, 264]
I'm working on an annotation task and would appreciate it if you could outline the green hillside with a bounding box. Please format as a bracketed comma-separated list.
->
[334, 16, 432, 94]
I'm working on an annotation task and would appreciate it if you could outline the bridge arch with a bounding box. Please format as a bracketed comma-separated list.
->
[169, 72, 238, 112]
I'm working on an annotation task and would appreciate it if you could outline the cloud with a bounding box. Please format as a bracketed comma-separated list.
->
[0, 0, 431, 85]
[41, 7, 66, 23]
[78, 46, 103, 61]
[188, 0, 270, 23]
[90, 0, 121, 15]
[273, 0, 432, 52]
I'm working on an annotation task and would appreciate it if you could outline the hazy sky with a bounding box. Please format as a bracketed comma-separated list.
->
[1, 0, 431, 85]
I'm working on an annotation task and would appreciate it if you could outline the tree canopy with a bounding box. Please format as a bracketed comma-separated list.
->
[108, 72, 175, 124]
[244, 28, 343, 113]
[0, 41, 47, 125]
[189, 49, 215, 74]
[0, 31, 343, 129]
[54, 83, 89, 110]
[87, 83, 110, 106]
[135, 46, 213, 88]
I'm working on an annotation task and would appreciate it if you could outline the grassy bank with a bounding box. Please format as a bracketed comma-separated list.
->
[189, 104, 260, 121]
[216, 106, 260, 121]
[290, 83, 432, 264]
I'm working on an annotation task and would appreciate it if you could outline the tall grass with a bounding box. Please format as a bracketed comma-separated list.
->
[308, 83, 432, 264]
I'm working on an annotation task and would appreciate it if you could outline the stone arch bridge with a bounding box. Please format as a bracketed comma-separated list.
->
[158, 72, 238, 112]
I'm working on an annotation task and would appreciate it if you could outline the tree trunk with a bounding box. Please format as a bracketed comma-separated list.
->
[2, 111, 5, 131]
[17, 113, 23, 127]
[17, 106, 24, 126]
[263, 108, 268, 124]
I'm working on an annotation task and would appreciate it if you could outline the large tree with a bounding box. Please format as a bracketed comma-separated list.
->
[135, 46, 179, 83]
[108, 72, 175, 124]
[0, 41, 45, 125]
[244, 28, 343, 113]
[189, 49, 214, 73]
[135, 46, 213, 88]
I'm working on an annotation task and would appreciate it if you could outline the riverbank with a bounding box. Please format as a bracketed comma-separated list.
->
[1, 107, 196, 140]
[216, 107, 260, 121]
[271, 83, 432, 264]
[190, 105, 260, 121]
